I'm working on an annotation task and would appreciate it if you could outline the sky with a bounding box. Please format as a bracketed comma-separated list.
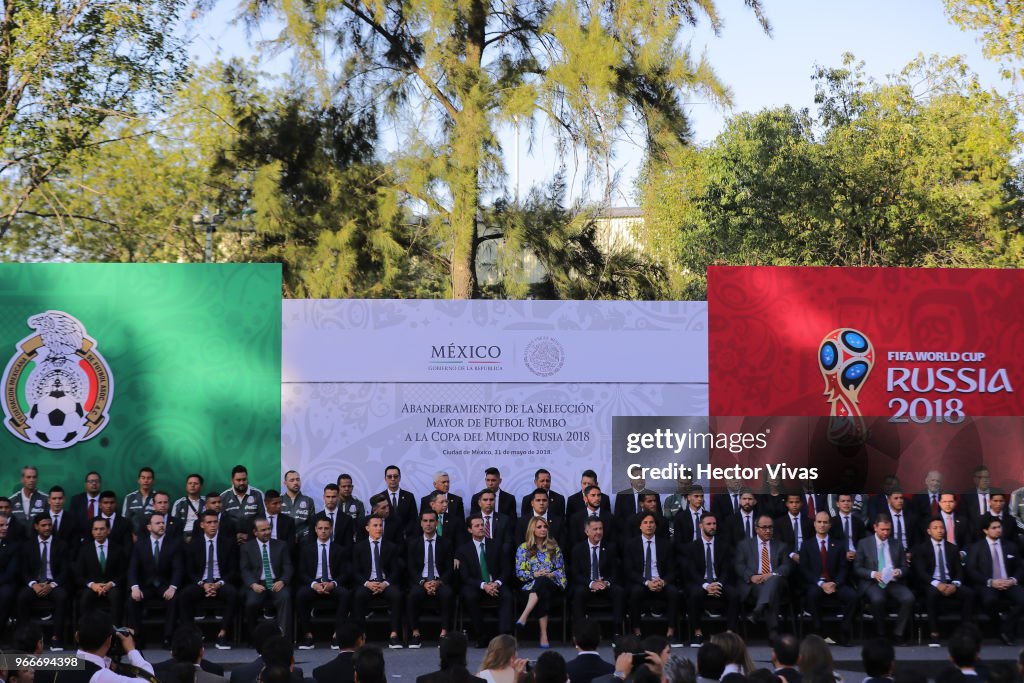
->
[186, 0, 1011, 205]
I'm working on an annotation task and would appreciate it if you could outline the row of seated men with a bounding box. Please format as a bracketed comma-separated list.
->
[1, 493, 1021, 653]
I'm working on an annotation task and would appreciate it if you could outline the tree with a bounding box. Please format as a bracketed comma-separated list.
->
[944, 0, 1024, 82]
[642, 54, 1024, 298]
[228, 0, 769, 298]
[0, 0, 188, 238]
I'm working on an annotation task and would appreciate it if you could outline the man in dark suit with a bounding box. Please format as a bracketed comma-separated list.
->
[799, 485, 829, 523]
[296, 516, 348, 650]
[0, 512, 19, 634]
[681, 512, 739, 646]
[150, 625, 227, 681]
[958, 464, 993, 524]
[800, 512, 856, 644]
[934, 492, 971, 549]
[352, 515, 404, 648]
[722, 490, 759, 546]
[978, 490, 1019, 546]
[358, 494, 406, 544]
[97, 490, 133, 551]
[180, 510, 240, 649]
[312, 623, 364, 683]
[912, 471, 945, 520]
[419, 472, 466, 520]
[422, 490, 466, 547]
[854, 514, 914, 643]
[517, 489, 567, 548]
[43, 486, 77, 550]
[771, 634, 802, 683]
[240, 516, 294, 640]
[864, 474, 902, 523]
[457, 514, 513, 647]
[735, 514, 791, 640]
[0, 498, 27, 541]
[203, 492, 238, 540]
[912, 516, 974, 646]
[566, 619, 614, 683]
[569, 486, 618, 548]
[521, 469, 566, 520]
[884, 490, 917, 555]
[831, 493, 865, 565]
[312, 483, 355, 548]
[134, 491, 185, 541]
[68, 471, 103, 539]
[624, 511, 680, 641]
[475, 490, 514, 560]
[710, 479, 744, 522]
[260, 489, 297, 547]
[860, 637, 896, 683]
[775, 495, 813, 564]
[566, 470, 612, 519]
[614, 475, 662, 524]
[75, 516, 127, 622]
[128, 511, 184, 647]
[569, 516, 623, 635]
[406, 510, 454, 647]
[414, 633, 484, 683]
[623, 493, 670, 542]
[469, 467, 517, 520]
[965, 515, 1024, 645]
[671, 485, 708, 546]
[378, 464, 418, 533]
[17, 513, 70, 650]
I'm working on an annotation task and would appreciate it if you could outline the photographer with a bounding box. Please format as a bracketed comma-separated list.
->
[71, 611, 154, 683]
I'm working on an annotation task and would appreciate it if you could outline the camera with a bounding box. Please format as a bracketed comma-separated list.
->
[108, 627, 133, 659]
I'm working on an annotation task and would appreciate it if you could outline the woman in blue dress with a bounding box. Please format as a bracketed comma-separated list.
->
[514, 516, 566, 647]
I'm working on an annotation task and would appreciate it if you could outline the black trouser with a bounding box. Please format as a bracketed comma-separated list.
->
[79, 586, 124, 624]
[406, 583, 453, 631]
[244, 585, 292, 639]
[129, 584, 178, 639]
[179, 582, 240, 634]
[923, 584, 974, 634]
[353, 585, 402, 634]
[686, 584, 740, 634]
[978, 585, 1024, 636]
[295, 585, 350, 635]
[16, 585, 69, 636]
[460, 585, 513, 638]
[0, 584, 17, 633]
[525, 576, 562, 619]
[804, 584, 857, 635]
[861, 583, 914, 637]
[571, 584, 625, 632]
[628, 583, 678, 630]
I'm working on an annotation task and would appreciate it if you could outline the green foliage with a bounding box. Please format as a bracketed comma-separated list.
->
[944, 0, 1024, 82]
[233, 0, 769, 297]
[642, 54, 1024, 299]
[0, 0, 189, 237]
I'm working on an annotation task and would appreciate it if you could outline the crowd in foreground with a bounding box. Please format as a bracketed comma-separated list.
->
[1, 463, 1022, 652]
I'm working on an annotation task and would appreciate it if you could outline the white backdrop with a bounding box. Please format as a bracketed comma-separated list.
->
[282, 300, 708, 506]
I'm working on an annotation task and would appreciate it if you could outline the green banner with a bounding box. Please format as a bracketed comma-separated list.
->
[0, 264, 281, 498]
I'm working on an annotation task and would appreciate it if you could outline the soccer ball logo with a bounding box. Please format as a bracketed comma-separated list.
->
[818, 328, 874, 446]
[2, 311, 114, 450]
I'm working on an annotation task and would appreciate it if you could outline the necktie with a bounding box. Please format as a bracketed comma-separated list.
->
[53, 514, 59, 532]
[992, 543, 1005, 580]
[643, 540, 653, 581]
[895, 514, 905, 549]
[89, 498, 97, 518]
[437, 515, 444, 536]
[206, 540, 215, 581]
[320, 544, 329, 582]
[937, 543, 948, 582]
[793, 517, 800, 548]
[484, 516, 492, 539]
[269, 516, 274, 536]
[591, 546, 600, 582]
[931, 495, 939, 516]
[479, 542, 490, 583]
[732, 494, 738, 512]
[39, 540, 48, 582]
[760, 543, 770, 574]
[426, 539, 436, 580]
[945, 515, 956, 544]
[692, 512, 699, 541]
[391, 493, 397, 509]
[328, 512, 335, 541]
[154, 540, 160, 566]
[372, 541, 382, 581]
[705, 542, 715, 582]
[877, 542, 888, 587]
[982, 493, 989, 513]
[843, 516, 852, 550]
[820, 540, 829, 581]
[99, 544, 106, 573]
[261, 543, 273, 588]
[744, 515, 752, 538]
[808, 496, 816, 517]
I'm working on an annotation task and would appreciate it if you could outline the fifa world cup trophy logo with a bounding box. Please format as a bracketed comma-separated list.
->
[818, 328, 874, 446]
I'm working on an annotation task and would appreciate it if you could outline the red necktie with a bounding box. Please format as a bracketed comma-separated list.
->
[807, 496, 816, 517]
[89, 499, 96, 518]
[930, 495, 939, 516]
[820, 540, 830, 581]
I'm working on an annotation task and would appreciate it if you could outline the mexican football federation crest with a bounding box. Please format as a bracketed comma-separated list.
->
[2, 311, 114, 449]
